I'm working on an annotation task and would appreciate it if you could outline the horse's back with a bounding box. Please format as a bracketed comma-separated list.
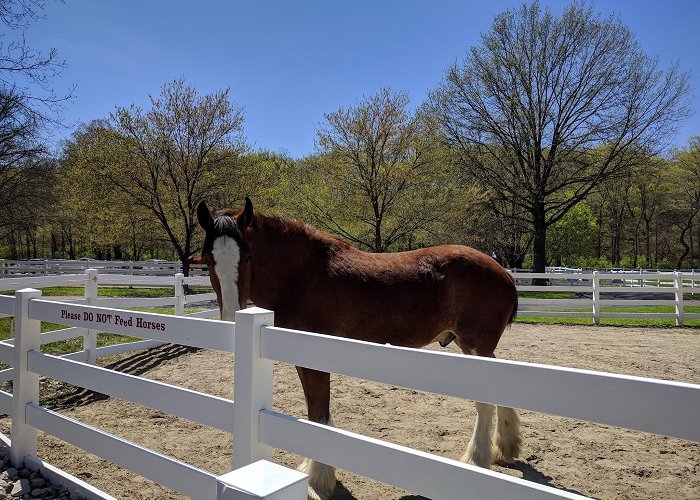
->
[297, 244, 516, 348]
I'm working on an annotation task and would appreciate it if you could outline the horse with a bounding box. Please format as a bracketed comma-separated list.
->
[197, 198, 521, 500]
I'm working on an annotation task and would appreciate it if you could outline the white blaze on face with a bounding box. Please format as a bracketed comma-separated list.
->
[212, 236, 241, 321]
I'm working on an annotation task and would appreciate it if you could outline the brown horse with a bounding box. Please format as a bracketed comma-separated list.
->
[197, 198, 521, 500]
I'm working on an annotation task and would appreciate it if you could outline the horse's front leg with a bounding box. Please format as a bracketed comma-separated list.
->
[296, 366, 336, 500]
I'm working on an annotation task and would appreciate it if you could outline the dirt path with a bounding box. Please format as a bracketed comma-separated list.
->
[1, 324, 698, 499]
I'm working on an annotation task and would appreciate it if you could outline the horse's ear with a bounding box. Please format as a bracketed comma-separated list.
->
[197, 201, 214, 231]
[238, 196, 254, 229]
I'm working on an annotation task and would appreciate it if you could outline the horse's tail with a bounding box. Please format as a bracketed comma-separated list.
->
[508, 274, 518, 325]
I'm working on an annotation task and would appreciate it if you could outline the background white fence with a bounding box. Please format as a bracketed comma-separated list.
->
[2, 268, 699, 327]
[0, 284, 698, 498]
[512, 270, 700, 325]
[0, 259, 208, 277]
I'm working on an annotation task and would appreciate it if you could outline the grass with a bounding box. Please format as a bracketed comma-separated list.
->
[518, 291, 577, 299]
[516, 304, 700, 327]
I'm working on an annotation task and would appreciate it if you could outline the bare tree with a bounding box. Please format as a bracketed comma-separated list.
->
[0, 0, 73, 127]
[104, 79, 246, 275]
[0, 0, 71, 252]
[432, 1, 691, 273]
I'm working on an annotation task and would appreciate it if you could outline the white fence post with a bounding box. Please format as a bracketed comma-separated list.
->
[592, 270, 600, 325]
[675, 271, 684, 327]
[175, 273, 185, 316]
[11, 288, 41, 467]
[233, 307, 275, 469]
[84, 268, 98, 364]
[216, 460, 307, 500]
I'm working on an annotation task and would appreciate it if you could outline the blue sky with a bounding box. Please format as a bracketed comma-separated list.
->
[23, 0, 700, 158]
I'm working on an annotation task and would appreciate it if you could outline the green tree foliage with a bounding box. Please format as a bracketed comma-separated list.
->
[55, 121, 158, 259]
[547, 201, 598, 267]
[431, 0, 691, 273]
[667, 138, 700, 267]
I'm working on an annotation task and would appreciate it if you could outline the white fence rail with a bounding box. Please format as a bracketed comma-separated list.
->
[0, 290, 698, 499]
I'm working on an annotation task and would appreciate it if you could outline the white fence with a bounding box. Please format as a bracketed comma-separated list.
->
[3, 266, 700, 326]
[0, 270, 218, 383]
[0, 287, 698, 498]
[512, 270, 700, 325]
[0, 259, 207, 277]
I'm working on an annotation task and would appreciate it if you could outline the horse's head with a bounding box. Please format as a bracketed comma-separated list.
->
[197, 198, 254, 321]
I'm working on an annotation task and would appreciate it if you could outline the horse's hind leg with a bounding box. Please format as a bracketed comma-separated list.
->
[493, 405, 521, 464]
[296, 366, 336, 500]
[455, 338, 521, 468]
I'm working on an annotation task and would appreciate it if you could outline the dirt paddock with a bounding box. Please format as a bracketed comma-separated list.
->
[1, 323, 698, 499]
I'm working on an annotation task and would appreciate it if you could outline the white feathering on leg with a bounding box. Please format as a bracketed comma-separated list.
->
[493, 406, 522, 464]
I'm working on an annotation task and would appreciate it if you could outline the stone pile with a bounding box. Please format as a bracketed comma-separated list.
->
[0, 449, 83, 500]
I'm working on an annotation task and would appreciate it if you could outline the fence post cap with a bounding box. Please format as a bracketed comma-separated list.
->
[217, 460, 307, 499]
[15, 288, 41, 297]
[236, 307, 273, 317]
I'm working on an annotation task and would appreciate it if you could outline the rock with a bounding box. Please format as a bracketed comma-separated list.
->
[27, 479, 43, 490]
[4, 470, 16, 481]
[9, 478, 29, 497]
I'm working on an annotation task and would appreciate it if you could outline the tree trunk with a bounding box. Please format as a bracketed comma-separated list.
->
[677, 225, 689, 269]
[532, 203, 548, 285]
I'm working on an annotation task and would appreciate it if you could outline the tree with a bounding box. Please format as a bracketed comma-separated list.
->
[101, 79, 246, 275]
[668, 138, 700, 268]
[310, 88, 452, 252]
[55, 121, 158, 260]
[625, 157, 669, 267]
[431, 1, 691, 274]
[0, 0, 71, 254]
[0, 0, 72, 126]
[546, 201, 598, 267]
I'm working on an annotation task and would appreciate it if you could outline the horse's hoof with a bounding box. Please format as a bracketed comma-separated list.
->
[460, 446, 493, 469]
[492, 439, 521, 464]
[298, 458, 336, 500]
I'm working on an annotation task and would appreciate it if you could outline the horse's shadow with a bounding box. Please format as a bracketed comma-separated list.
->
[328, 481, 430, 500]
[502, 461, 595, 498]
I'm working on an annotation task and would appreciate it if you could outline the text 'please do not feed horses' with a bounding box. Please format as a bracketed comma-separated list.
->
[197, 198, 520, 500]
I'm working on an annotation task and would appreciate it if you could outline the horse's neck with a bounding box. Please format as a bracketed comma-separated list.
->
[248, 218, 326, 309]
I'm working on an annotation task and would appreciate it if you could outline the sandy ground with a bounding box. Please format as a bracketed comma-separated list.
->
[0, 323, 698, 500]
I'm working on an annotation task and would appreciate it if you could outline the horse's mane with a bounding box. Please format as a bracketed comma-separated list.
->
[253, 212, 353, 250]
